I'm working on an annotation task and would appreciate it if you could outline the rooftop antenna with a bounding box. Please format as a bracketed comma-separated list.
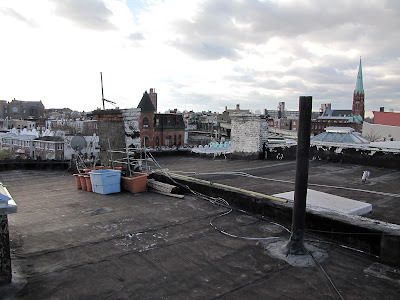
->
[100, 72, 117, 110]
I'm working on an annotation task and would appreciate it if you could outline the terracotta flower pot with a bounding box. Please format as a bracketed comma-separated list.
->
[79, 174, 87, 191]
[95, 166, 104, 170]
[73, 174, 82, 189]
[84, 175, 92, 192]
[83, 168, 93, 174]
[121, 172, 149, 194]
[114, 167, 122, 171]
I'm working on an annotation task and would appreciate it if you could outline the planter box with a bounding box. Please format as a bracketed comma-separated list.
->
[121, 173, 149, 194]
[89, 169, 121, 195]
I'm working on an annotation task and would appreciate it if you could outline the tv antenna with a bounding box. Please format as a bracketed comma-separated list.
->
[100, 72, 117, 110]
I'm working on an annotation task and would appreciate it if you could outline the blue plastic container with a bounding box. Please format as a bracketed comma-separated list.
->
[89, 169, 121, 195]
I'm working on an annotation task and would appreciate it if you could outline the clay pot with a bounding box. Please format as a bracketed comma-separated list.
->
[73, 174, 82, 189]
[121, 173, 149, 194]
[84, 175, 92, 192]
[79, 174, 87, 191]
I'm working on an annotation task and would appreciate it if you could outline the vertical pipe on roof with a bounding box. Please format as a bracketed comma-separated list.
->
[285, 96, 312, 255]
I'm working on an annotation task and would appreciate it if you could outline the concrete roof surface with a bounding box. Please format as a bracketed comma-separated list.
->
[0, 167, 399, 299]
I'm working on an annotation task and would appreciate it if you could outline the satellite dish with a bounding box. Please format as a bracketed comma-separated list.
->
[71, 136, 87, 152]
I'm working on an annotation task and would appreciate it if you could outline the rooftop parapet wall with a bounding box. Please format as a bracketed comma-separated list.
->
[231, 114, 268, 159]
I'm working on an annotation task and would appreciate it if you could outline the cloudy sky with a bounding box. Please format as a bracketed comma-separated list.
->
[0, 0, 399, 116]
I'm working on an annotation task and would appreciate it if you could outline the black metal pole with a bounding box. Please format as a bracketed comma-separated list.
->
[286, 96, 312, 255]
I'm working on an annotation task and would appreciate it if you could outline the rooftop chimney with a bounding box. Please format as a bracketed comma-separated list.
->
[149, 88, 157, 111]
[380, 107, 384, 112]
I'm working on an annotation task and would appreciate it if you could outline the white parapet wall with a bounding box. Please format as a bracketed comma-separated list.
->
[362, 122, 400, 142]
[230, 113, 268, 158]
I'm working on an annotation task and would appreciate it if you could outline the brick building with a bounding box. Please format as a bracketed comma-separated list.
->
[137, 91, 185, 148]
[0, 99, 45, 119]
[373, 109, 400, 127]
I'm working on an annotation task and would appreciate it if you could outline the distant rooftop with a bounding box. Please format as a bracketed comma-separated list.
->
[311, 127, 369, 144]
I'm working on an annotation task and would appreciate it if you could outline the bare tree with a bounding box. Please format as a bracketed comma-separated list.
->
[364, 128, 381, 142]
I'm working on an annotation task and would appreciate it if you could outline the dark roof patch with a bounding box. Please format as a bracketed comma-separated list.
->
[137, 91, 156, 112]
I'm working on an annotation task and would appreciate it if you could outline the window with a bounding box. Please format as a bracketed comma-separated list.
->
[143, 136, 149, 147]
[165, 135, 172, 146]
[178, 135, 182, 146]
[155, 136, 160, 147]
[143, 117, 149, 128]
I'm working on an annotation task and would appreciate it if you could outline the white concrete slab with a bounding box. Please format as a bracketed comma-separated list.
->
[273, 189, 372, 216]
[0, 199, 17, 214]
[0, 184, 12, 202]
[0, 183, 17, 214]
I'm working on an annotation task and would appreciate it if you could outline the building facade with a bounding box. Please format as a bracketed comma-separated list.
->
[1, 133, 64, 160]
[137, 91, 185, 148]
[0, 99, 45, 119]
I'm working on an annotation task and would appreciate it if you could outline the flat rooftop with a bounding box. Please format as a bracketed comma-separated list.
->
[154, 156, 400, 225]
[0, 162, 399, 298]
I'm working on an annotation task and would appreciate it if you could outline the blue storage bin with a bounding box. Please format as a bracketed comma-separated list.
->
[89, 170, 121, 195]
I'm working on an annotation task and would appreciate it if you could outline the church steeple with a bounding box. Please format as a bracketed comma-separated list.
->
[352, 57, 365, 120]
[355, 58, 364, 94]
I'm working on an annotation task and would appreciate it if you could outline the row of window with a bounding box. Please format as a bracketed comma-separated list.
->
[142, 116, 182, 128]
[2, 139, 64, 150]
[143, 134, 182, 147]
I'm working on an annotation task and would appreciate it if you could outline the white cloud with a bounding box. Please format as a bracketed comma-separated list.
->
[0, 0, 399, 114]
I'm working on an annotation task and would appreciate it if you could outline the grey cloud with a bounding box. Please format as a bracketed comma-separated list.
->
[165, 0, 399, 112]
[171, 0, 399, 60]
[1, 8, 38, 27]
[172, 40, 240, 61]
[52, 0, 115, 31]
[128, 32, 145, 41]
